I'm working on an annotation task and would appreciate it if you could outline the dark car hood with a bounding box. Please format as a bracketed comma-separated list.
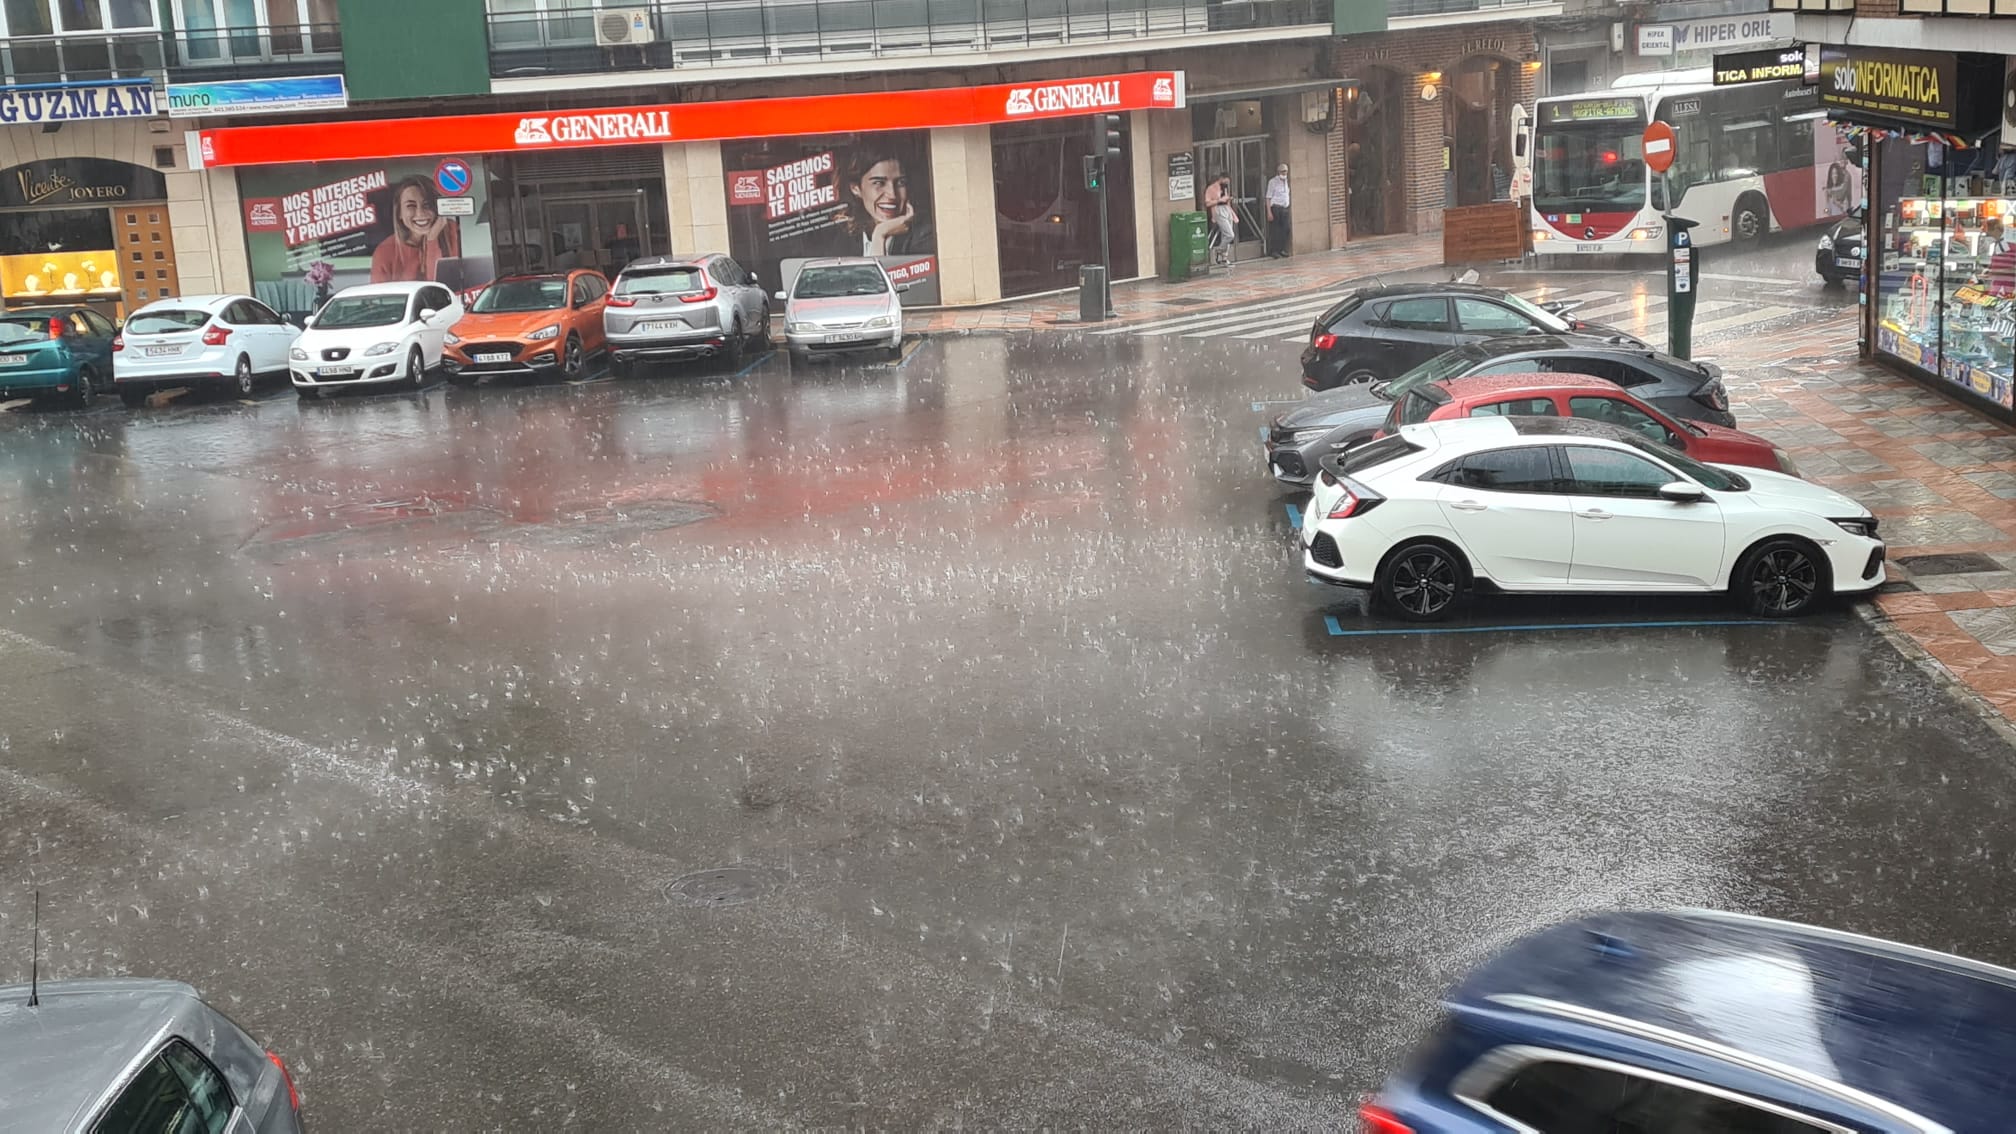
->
[1277, 398, 1392, 434]
[1563, 320, 1646, 348]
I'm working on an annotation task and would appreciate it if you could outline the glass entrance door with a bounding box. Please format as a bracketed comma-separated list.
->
[1194, 137, 1272, 257]
[542, 192, 649, 278]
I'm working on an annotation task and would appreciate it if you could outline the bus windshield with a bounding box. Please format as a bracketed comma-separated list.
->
[1533, 125, 1647, 215]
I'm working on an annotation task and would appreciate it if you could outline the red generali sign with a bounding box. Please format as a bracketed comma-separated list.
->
[195, 71, 1187, 169]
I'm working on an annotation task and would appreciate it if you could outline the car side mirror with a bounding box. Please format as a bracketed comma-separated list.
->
[1658, 482, 1707, 504]
[1368, 380, 1392, 400]
[774, 290, 787, 301]
[896, 282, 913, 293]
[302, 315, 315, 327]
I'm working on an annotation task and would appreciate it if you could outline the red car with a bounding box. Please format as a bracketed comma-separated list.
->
[1379, 371, 1798, 475]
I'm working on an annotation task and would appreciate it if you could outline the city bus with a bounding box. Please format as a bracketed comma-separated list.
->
[1526, 68, 1851, 255]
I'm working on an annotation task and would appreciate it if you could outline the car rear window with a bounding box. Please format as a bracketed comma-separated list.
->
[615, 267, 705, 297]
[0, 316, 55, 345]
[1316, 294, 1363, 329]
[126, 310, 210, 334]
[1396, 390, 1442, 427]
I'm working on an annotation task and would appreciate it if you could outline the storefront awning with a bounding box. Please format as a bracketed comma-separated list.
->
[1187, 79, 1354, 105]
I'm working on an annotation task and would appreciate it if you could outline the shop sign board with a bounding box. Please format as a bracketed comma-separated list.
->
[1167, 152, 1194, 202]
[0, 157, 167, 208]
[1713, 46, 1807, 87]
[1637, 25, 1674, 58]
[0, 79, 155, 125]
[1669, 13, 1790, 53]
[1818, 45, 1956, 129]
[165, 74, 347, 118]
[195, 71, 1187, 169]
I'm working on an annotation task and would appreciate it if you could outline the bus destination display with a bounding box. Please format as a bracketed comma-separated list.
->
[1542, 99, 1643, 125]
[1713, 47, 1806, 86]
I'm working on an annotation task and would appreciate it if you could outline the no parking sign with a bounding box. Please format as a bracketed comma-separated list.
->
[435, 158, 471, 196]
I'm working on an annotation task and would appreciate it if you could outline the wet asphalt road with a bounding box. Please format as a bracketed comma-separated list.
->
[5, 243, 2016, 1128]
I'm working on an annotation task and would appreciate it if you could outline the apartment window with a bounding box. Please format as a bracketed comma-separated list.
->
[489, 0, 600, 47]
[173, 0, 340, 61]
[0, 0, 157, 34]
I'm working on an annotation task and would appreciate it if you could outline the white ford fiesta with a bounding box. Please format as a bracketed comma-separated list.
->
[290, 280, 461, 398]
[1303, 416, 1884, 620]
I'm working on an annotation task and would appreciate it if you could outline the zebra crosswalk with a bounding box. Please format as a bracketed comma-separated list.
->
[1093, 282, 1817, 350]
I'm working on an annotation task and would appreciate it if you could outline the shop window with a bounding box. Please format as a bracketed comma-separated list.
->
[992, 118, 1138, 299]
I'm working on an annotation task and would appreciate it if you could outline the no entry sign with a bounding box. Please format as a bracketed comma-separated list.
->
[1642, 121, 1677, 174]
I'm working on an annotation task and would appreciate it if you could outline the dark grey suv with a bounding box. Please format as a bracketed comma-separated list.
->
[604, 254, 769, 374]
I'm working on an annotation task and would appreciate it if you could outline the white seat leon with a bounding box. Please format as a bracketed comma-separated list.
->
[1302, 416, 1883, 621]
[290, 281, 461, 398]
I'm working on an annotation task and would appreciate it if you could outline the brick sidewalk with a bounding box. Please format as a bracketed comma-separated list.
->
[907, 233, 1446, 334]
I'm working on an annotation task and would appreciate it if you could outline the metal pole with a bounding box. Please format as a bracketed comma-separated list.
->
[1097, 159, 1113, 317]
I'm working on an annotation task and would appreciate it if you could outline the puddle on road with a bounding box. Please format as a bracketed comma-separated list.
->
[241, 495, 720, 563]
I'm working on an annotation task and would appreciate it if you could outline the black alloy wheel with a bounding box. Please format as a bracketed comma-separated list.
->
[232, 355, 254, 397]
[1344, 368, 1381, 387]
[408, 347, 426, 390]
[69, 367, 96, 407]
[1377, 543, 1465, 621]
[563, 335, 584, 380]
[1733, 200, 1766, 243]
[1742, 541, 1822, 617]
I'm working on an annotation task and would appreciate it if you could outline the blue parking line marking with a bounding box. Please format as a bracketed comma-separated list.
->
[732, 353, 772, 379]
[1285, 503, 1301, 525]
[1323, 617, 1771, 637]
[896, 341, 917, 368]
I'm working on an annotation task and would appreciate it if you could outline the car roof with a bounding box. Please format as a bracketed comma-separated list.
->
[1448, 909, 2016, 1131]
[132, 294, 240, 312]
[1355, 282, 1510, 300]
[1434, 371, 1621, 399]
[621, 255, 717, 272]
[332, 280, 435, 297]
[1471, 333, 1657, 358]
[2, 304, 94, 316]
[798, 257, 885, 270]
[0, 978, 208, 1131]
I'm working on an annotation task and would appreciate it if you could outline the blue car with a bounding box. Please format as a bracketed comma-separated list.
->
[0, 305, 117, 407]
[1363, 909, 2016, 1133]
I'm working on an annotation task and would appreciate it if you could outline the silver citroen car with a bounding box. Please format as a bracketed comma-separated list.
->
[777, 258, 907, 363]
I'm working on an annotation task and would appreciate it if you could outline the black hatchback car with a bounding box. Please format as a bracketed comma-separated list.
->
[1299, 282, 1645, 391]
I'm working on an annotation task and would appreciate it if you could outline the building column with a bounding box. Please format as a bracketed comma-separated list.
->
[929, 125, 1000, 306]
[1129, 110, 1160, 280]
[662, 141, 728, 257]
[1406, 73, 1446, 234]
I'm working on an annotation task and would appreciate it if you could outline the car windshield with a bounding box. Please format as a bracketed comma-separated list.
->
[794, 266, 889, 299]
[126, 309, 211, 334]
[472, 278, 569, 314]
[1617, 431, 1748, 491]
[616, 267, 705, 297]
[1382, 344, 1491, 401]
[0, 316, 54, 345]
[1499, 292, 1572, 333]
[315, 294, 409, 328]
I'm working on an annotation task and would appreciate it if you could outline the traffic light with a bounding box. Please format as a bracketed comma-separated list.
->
[1092, 112, 1123, 162]
[1083, 153, 1102, 191]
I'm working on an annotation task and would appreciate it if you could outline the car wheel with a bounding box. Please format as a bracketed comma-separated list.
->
[885, 339, 905, 362]
[1344, 368, 1381, 387]
[231, 354, 254, 398]
[408, 346, 426, 390]
[1375, 541, 1467, 622]
[119, 388, 148, 410]
[562, 334, 584, 381]
[1737, 538, 1827, 618]
[1733, 197, 1766, 243]
[723, 321, 745, 369]
[69, 366, 96, 407]
[750, 306, 770, 349]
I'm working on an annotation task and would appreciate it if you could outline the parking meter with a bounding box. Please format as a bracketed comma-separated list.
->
[1667, 215, 1699, 360]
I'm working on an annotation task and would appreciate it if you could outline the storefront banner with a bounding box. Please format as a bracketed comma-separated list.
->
[194, 71, 1185, 168]
[1, 157, 166, 208]
[1714, 46, 1806, 87]
[729, 130, 938, 307]
[235, 156, 496, 322]
[1669, 13, 1790, 52]
[1636, 26, 1673, 58]
[166, 75, 347, 119]
[1820, 46, 1957, 130]
[0, 80, 156, 125]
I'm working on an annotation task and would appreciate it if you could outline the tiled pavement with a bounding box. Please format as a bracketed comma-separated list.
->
[906, 233, 1444, 335]
[1715, 314, 2016, 726]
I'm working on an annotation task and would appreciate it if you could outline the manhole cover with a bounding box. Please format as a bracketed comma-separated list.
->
[664, 866, 778, 907]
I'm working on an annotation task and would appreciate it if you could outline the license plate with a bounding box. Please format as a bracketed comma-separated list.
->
[474, 352, 511, 363]
[0, 355, 24, 366]
[143, 344, 181, 357]
[637, 321, 683, 333]
[1837, 257, 1863, 270]
[317, 366, 356, 377]
[1576, 242, 1603, 252]
[827, 333, 868, 343]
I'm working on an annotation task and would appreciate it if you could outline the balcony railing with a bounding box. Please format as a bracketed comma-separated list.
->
[0, 32, 163, 86]
[488, 0, 1330, 78]
[1389, 0, 1551, 16]
[164, 22, 344, 82]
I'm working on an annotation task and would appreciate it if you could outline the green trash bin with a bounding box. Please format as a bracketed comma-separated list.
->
[1168, 211, 1209, 282]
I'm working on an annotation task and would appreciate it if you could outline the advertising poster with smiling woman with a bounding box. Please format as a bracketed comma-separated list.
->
[723, 130, 940, 305]
[236, 156, 497, 322]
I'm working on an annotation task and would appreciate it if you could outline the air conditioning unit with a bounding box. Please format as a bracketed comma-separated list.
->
[596, 9, 655, 46]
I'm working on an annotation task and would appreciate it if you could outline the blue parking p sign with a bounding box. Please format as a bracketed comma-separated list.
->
[435, 159, 471, 196]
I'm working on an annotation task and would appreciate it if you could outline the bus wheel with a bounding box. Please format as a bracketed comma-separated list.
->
[1733, 197, 1767, 243]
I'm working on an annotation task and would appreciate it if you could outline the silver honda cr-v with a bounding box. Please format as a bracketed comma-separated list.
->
[604, 253, 769, 375]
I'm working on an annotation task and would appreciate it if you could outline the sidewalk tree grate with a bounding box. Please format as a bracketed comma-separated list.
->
[1896, 552, 2005, 576]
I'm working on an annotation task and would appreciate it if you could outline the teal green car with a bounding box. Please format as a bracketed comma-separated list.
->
[0, 306, 117, 408]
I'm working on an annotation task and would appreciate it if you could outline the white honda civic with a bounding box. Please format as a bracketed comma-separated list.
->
[1302, 416, 1883, 620]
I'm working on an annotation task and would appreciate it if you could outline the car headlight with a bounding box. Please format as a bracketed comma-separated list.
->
[1774, 449, 1801, 477]
[445, 331, 462, 345]
[865, 315, 892, 329]
[289, 347, 308, 361]
[363, 342, 399, 356]
[527, 324, 560, 341]
[1817, 233, 1833, 251]
[1833, 517, 1878, 538]
[786, 320, 815, 334]
[1290, 428, 1330, 442]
